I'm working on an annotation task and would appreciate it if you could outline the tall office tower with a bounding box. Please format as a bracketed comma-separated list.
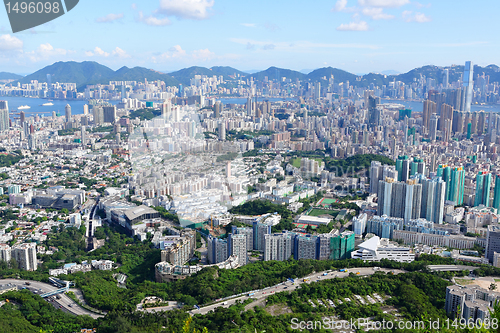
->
[103, 106, 117, 124]
[83, 104, 89, 115]
[93, 106, 104, 125]
[486, 225, 500, 263]
[315, 81, 321, 100]
[429, 113, 439, 141]
[218, 122, 226, 141]
[421, 177, 446, 224]
[253, 222, 271, 252]
[228, 233, 247, 266]
[470, 111, 478, 134]
[264, 233, 293, 261]
[19, 111, 25, 124]
[0, 244, 11, 262]
[377, 177, 395, 216]
[246, 97, 253, 116]
[467, 122, 472, 139]
[396, 155, 410, 182]
[207, 236, 228, 264]
[12, 243, 37, 271]
[443, 68, 449, 88]
[422, 100, 436, 131]
[65, 104, 72, 123]
[477, 111, 486, 135]
[0, 101, 9, 132]
[452, 110, 466, 134]
[474, 172, 492, 207]
[370, 161, 382, 194]
[494, 175, 500, 212]
[161, 101, 171, 119]
[364, 89, 374, 108]
[462, 61, 474, 112]
[214, 101, 222, 118]
[368, 95, 381, 128]
[172, 107, 180, 122]
[81, 126, 86, 146]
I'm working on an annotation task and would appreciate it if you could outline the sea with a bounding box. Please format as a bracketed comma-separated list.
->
[0, 96, 119, 117]
[218, 97, 297, 105]
[382, 98, 500, 113]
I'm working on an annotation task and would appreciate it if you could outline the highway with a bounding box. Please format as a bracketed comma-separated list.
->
[190, 267, 404, 316]
[0, 279, 104, 319]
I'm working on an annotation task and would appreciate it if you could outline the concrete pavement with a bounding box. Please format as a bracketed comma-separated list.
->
[0, 279, 104, 319]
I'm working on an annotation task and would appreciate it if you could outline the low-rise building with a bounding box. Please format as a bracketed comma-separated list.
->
[351, 236, 414, 262]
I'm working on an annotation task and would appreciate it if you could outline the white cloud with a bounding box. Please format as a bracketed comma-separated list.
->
[403, 10, 431, 22]
[0, 34, 23, 51]
[26, 43, 72, 62]
[333, 0, 347, 12]
[137, 11, 171, 26]
[230, 38, 379, 50]
[358, 0, 410, 8]
[241, 23, 256, 28]
[362, 7, 394, 19]
[85, 47, 110, 57]
[336, 21, 369, 31]
[192, 48, 215, 60]
[96, 13, 124, 23]
[157, 0, 214, 20]
[112, 47, 131, 58]
[262, 44, 275, 50]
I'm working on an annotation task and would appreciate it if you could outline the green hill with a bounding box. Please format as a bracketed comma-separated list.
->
[249, 66, 306, 81]
[0, 72, 22, 80]
[109, 66, 179, 86]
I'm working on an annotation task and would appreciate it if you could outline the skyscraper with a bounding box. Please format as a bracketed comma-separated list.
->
[421, 177, 446, 224]
[12, 243, 37, 271]
[462, 61, 474, 112]
[429, 113, 439, 141]
[0, 101, 9, 132]
[81, 126, 86, 146]
[423, 100, 436, 132]
[228, 233, 247, 266]
[218, 122, 226, 141]
[103, 106, 117, 124]
[475, 172, 492, 207]
[448, 167, 465, 205]
[396, 155, 410, 182]
[368, 95, 381, 128]
[494, 175, 500, 212]
[65, 104, 72, 123]
[93, 106, 104, 126]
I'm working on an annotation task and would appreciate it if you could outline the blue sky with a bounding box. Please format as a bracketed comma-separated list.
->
[0, 0, 497, 74]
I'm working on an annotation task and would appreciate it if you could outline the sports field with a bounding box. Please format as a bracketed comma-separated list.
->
[317, 198, 339, 206]
[293, 223, 318, 229]
[307, 208, 339, 217]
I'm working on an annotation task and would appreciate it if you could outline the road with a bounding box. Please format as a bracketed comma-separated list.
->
[0, 279, 104, 319]
[190, 267, 405, 315]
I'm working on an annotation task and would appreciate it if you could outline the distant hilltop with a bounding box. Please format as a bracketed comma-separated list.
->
[6, 61, 500, 91]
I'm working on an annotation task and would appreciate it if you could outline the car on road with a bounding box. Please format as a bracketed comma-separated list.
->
[222, 302, 228, 305]
[283, 287, 288, 289]
[68, 304, 72, 307]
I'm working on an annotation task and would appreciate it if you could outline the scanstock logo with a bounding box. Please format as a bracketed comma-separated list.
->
[3, 0, 79, 33]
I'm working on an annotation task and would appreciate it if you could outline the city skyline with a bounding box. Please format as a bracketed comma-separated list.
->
[0, 0, 498, 74]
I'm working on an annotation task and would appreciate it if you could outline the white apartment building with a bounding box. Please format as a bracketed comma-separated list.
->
[12, 243, 37, 271]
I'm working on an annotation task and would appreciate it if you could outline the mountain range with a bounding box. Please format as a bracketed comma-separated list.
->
[11, 61, 500, 91]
